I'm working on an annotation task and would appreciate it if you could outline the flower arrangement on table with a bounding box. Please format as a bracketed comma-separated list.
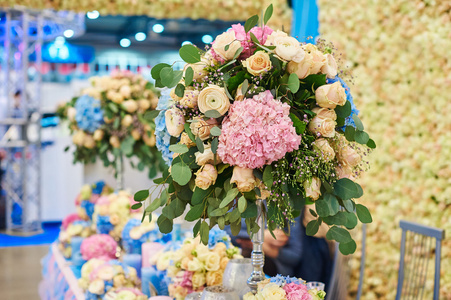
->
[243, 275, 326, 300]
[93, 190, 137, 239]
[121, 217, 160, 254]
[75, 181, 113, 220]
[81, 234, 119, 261]
[78, 258, 141, 300]
[104, 288, 148, 300]
[135, 5, 374, 254]
[153, 230, 242, 300]
[58, 220, 95, 258]
[57, 70, 164, 178]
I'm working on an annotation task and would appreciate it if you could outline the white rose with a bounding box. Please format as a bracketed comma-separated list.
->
[315, 82, 347, 109]
[195, 143, 221, 165]
[192, 272, 206, 289]
[88, 279, 105, 295]
[204, 252, 221, 271]
[273, 36, 305, 62]
[261, 283, 286, 300]
[198, 85, 230, 116]
[303, 44, 326, 74]
[67, 107, 76, 121]
[264, 30, 288, 46]
[212, 30, 241, 61]
[205, 270, 223, 286]
[287, 55, 314, 80]
[97, 266, 115, 281]
[187, 257, 204, 272]
[165, 108, 185, 137]
[157, 252, 173, 271]
[321, 53, 338, 78]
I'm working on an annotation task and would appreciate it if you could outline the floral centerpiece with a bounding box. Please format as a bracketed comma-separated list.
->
[93, 190, 137, 239]
[153, 229, 242, 300]
[78, 258, 141, 300]
[104, 288, 148, 300]
[57, 70, 164, 178]
[75, 181, 113, 220]
[58, 220, 95, 258]
[121, 216, 159, 254]
[135, 5, 374, 254]
[243, 275, 326, 300]
[81, 234, 118, 261]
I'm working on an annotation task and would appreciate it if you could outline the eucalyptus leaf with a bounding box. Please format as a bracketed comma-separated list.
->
[157, 215, 173, 234]
[262, 165, 273, 189]
[210, 127, 221, 136]
[179, 44, 201, 63]
[335, 101, 351, 119]
[345, 126, 355, 142]
[195, 136, 204, 153]
[131, 203, 142, 210]
[367, 138, 376, 149]
[200, 221, 209, 245]
[352, 115, 364, 131]
[169, 144, 189, 154]
[151, 63, 171, 80]
[175, 83, 185, 98]
[241, 79, 249, 96]
[355, 130, 370, 144]
[160, 67, 174, 87]
[185, 204, 205, 221]
[211, 138, 219, 154]
[219, 188, 239, 208]
[134, 189, 149, 202]
[306, 218, 321, 236]
[193, 219, 201, 237]
[339, 240, 357, 255]
[171, 163, 192, 185]
[326, 226, 352, 243]
[185, 67, 194, 86]
[244, 15, 259, 33]
[356, 204, 373, 223]
[263, 4, 273, 24]
[287, 73, 300, 93]
[204, 110, 222, 118]
[238, 196, 247, 213]
[334, 178, 361, 200]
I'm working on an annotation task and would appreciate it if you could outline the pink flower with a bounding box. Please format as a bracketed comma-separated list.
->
[62, 213, 82, 230]
[218, 91, 301, 169]
[81, 234, 118, 260]
[90, 194, 100, 204]
[180, 271, 194, 289]
[283, 283, 312, 300]
[75, 194, 81, 206]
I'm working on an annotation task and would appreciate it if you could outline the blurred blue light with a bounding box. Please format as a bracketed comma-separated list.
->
[120, 38, 131, 48]
[152, 24, 164, 33]
[55, 36, 65, 45]
[135, 32, 147, 41]
[202, 34, 213, 44]
[87, 11, 100, 19]
[64, 29, 74, 38]
[182, 41, 192, 46]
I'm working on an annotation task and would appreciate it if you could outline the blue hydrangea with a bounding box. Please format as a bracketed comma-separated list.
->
[327, 76, 359, 129]
[270, 274, 302, 286]
[208, 227, 232, 249]
[75, 95, 104, 133]
[80, 200, 95, 220]
[155, 89, 176, 166]
[92, 181, 106, 195]
[72, 220, 91, 227]
[96, 215, 113, 234]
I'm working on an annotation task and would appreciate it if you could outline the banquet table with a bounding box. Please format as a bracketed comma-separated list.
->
[39, 243, 85, 300]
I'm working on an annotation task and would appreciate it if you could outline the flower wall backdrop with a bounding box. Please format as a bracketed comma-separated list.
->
[0, 0, 291, 30]
[317, 0, 451, 299]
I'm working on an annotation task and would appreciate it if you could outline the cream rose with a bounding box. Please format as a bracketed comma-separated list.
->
[186, 58, 209, 81]
[304, 177, 321, 201]
[213, 242, 227, 255]
[273, 36, 305, 62]
[122, 100, 139, 113]
[187, 257, 203, 272]
[264, 30, 288, 46]
[72, 130, 85, 146]
[113, 274, 127, 288]
[243, 292, 258, 300]
[315, 82, 347, 109]
[212, 30, 241, 61]
[195, 164, 218, 190]
[129, 227, 143, 240]
[190, 116, 218, 140]
[231, 166, 257, 192]
[261, 283, 286, 300]
[195, 143, 221, 165]
[109, 214, 120, 225]
[312, 107, 337, 120]
[83, 134, 96, 149]
[219, 257, 229, 270]
[119, 85, 131, 98]
[88, 279, 105, 295]
[180, 89, 199, 109]
[242, 52, 272, 76]
[67, 107, 76, 122]
[321, 53, 338, 78]
[314, 138, 335, 161]
[121, 114, 133, 127]
[335, 165, 354, 180]
[303, 44, 326, 74]
[165, 108, 185, 137]
[308, 115, 336, 138]
[170, 88, 182, 102]
[137, 99, 151, 111]
[339, 146, 361, 167]
[107, 91, 124, 104]
[131, 129, 141, 140]
[205, 270, 223, 286]
[198, 85, 230, 115]
[204, 252, 221, 271]
[192, 272, 206, 289]
[110, 136, 121, 148]
[180, 257, 190, 270]
[93, 129, 104, 141]
[157, 252, 174, 271]
[97, 266, 115, 281]
[180, 132, 196, 147]
[143, 131, 156, 147]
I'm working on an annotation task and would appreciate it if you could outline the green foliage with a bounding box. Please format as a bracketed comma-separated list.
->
[151, 63, 171, 80]
[288, 73, 300, 93]
[306, 218, 321, 236]
[289, 113, 306, 135]
[244, 15, 259, 33]
[263, 4, 273, 24]
[334, 178, 363, 200]
[356, 204, 373, 223]
[134, 189, 149, 201]
[171, 163, 192, 185]
[179, 44, 201, 63]
[204, 110, 223, 118]
[335, 101, 351, 119]
[175, 83, 185, 98]
[157, 215, 173, 233]
[185, 67, 194, 86]
[210, 127, 222, 136]
[169, 144, 189, 154]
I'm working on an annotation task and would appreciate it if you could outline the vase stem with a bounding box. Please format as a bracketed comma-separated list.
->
[247, 199, 265, 294]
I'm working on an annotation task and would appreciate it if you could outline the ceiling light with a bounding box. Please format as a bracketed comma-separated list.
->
[135, 32, 146, 41]
[120, 38, 131, 48]
[152, 24, 164, 33]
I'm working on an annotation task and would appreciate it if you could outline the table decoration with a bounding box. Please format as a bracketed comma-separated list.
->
[58, 220, 95, 259]
[122, 217, 159, 254]
[136, 3, 374, 293]
[122, 253, 143, 278]
[200, 286, 239, 300]
[222, 258, 253, 297]
[80, 234, 118, 261]
[104, 288, 147, 300]
[75, 181, 113, 220]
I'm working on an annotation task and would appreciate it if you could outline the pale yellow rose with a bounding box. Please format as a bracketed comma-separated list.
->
[195, 143, 221, 165]
[242, 52, 272, 76]
[303, 43, 326, 74]
[273, 36, 305, 62]
[143, 131, 156, 147]
[113, 274, 127, 288]
[67, 224, 83, 236]
[72, 130, 86, 146]
[313, 138, 335, 161]
[121, 114, 133, 127]
[308, 116, 336, 138]
[213, 242, 227, 256]
[220, 256, 229, 270]
[204, 252, 221, 271]
[109, 214, 120, 225]
[243, 292, 258, 300]
[192, 272, 206, 289]
[122, 100, 139, 113]
[166, 266, 180, 278]
[93, 129, 104, 141]
[180, 132, 196, 147]
[180, 89, 199, 109]
[205, 270, 223, 286]
[104, 116, 114, 124]
[312, 107, 337, 120]
[195, 243, 210, 257]
[335, 165, 354, 180]
[264, 30, 288, 46]
[321, 53, 338, 78]
[195, 164, 218, 190]
[339, 146, 361, 167]
[165, 108, 185, 137]
[287, 56, 314, 80]
[187, 257, 204, 272]
[261, 283, 286, 300]
[97, 266, 115, 281]
[212, 30, 241, 61]
[88, 279, 105, 295]
[198, 85, 230, 115]
[67, 107, 76, 121]
[180, 257, 190, 270]
[119, 85, 131, 98]
[190, 116, 218, 140]
[115, 290, 137, 300]
[304, 177, 321, 201]
[137, 99, 151, 111]
[231, 166, 257, 192]
[107, 91, 124, 104]
[131, 129, 141, 140]
[110, 136, 121, 148]
[83, 134, 96, 149]
[315, 82, 347, 109]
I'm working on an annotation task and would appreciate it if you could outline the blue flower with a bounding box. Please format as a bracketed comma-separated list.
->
[327, 77, 359, 129]
[92, 181, 106, 195]
[96, 215, 113, 234]
[155, 90, 176, 166]
[208, 227, 232, 249]
[75, 95, 104, 133]
[80, 200, 95, 220]
[270, 274, 301, 286]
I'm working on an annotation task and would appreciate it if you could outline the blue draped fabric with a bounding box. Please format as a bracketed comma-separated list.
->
[291, 0, 320, 43]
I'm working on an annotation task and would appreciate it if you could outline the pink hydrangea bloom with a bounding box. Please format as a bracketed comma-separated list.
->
[62, 213, 82, 230]
[283, 283, 312, 300]
[218, 91, 301, 169]
[90, 194, 100, 204]
[81, 234, 118, 260]
[96, 196, 110, 206]
[211, 24, 273, 61]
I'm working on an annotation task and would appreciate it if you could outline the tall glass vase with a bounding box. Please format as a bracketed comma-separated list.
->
[247, 199, 265, 294]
